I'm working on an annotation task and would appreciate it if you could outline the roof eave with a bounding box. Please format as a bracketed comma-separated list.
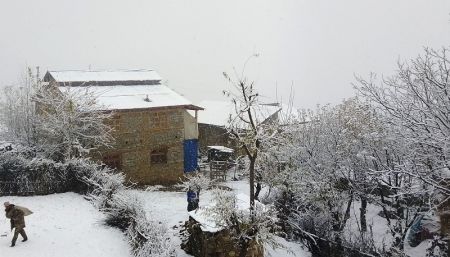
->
[99, 104, 204, 113]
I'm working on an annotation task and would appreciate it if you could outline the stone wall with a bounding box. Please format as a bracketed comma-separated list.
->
[198, 124, 238, 154]
[182, 218, 263, 257]
[95, 108, 185, 185]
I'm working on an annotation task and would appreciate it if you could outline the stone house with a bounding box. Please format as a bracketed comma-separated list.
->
[43, 69, 203, 185]
[196, 100, 282, 155]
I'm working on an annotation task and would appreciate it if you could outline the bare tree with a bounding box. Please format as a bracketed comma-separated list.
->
[223, 65, 262, 211]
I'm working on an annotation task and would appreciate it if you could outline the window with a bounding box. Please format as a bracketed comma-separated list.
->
[150, 148, 168, 164]
[103, 154, 122, 170]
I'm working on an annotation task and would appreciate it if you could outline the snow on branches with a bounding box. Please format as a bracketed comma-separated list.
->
[202, 189, 283, 254]
[0, 68, 114, 162]
[356, 47, 450, 200]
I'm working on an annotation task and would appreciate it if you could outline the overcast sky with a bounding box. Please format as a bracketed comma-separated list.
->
[1, 0, 450, 108]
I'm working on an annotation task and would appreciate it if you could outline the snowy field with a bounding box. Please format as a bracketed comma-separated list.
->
[0, 192, 131, 257]
[0, 178, 310, 257]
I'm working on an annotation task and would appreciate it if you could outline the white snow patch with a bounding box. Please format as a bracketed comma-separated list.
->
[0, 193, 131, 257]
[266, 236, 311, 257]
[346, 201, 393, 249]
[404, 239, 430, 257]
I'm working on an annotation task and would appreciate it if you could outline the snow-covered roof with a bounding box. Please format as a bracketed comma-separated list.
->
[47, 69, 162, 83]
[58, 85, 200, 111]
[46, 69, 202, 111]
[196, 100, 281, 127]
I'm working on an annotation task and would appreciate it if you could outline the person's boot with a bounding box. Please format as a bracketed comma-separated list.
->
[21, 238, 27, 242]
[10, 241, 15, 247]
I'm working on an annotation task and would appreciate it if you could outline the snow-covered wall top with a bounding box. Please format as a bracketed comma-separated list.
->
[58, 84, 194, 110]
[47, 69, 162, 83]
[188, 193, 263, 233]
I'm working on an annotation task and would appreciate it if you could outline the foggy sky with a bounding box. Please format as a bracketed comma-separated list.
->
[1, 0, 450, 109]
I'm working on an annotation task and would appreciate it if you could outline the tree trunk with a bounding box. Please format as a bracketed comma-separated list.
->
[254, 182, 262, 201]
[360, 196, 367, 232]
[249, 157, 255, 212]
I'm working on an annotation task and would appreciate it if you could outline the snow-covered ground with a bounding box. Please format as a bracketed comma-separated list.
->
[0, 175, 310, 257]
[346, 200, 393, 249]
[136, 178, 310, 257]
[0, 193, 131, 257]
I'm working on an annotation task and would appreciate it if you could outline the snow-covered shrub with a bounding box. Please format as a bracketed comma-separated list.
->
[179, 172, 210, 193]
[203, 189, 282, 256]
[128, 208, 176, 257]
[96, 191, 175, 257]
[426, 236, 449, 257]
[0, 150, 72, 195]
[68, 158, 126, 199]
[73, 160, 175, 257]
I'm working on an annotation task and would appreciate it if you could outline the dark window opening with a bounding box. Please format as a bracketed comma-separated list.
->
[151, 148, 168, 164]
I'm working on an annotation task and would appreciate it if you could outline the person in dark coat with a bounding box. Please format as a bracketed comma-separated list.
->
[187, 187, 199, 212]
[4, 202, 28, 247]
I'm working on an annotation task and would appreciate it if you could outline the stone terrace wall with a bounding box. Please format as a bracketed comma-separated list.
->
[95, 108, 185, 185]
[182, 218, 263, 257]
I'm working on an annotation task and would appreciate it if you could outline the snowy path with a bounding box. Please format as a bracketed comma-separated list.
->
[0, 193, 131, 257]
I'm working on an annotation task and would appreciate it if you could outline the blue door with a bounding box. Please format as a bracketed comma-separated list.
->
[184, 139, 198, 173]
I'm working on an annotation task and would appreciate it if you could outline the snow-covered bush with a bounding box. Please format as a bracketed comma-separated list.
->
[179, 172, 210, 193]
[0, 150, 73, 195]
[74, 160, 176, 257]
[203, 189, 282, 256]
[127, 200, 176, 257]
[426, 236, 449, 257]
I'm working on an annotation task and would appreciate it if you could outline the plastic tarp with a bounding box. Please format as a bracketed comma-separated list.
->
[184, 139, 199, 172]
